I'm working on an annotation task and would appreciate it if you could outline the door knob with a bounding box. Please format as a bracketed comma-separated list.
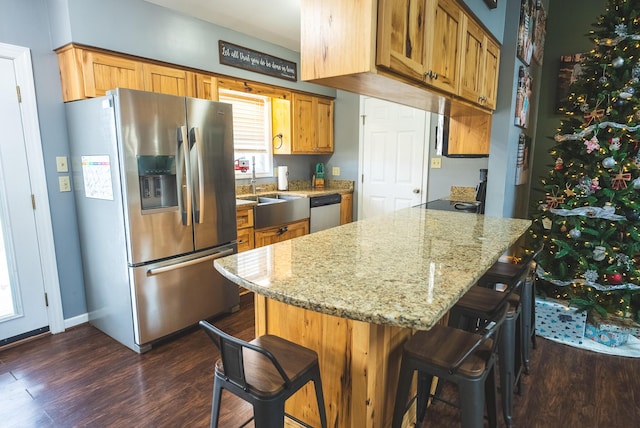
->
[413, 188, 420, 194]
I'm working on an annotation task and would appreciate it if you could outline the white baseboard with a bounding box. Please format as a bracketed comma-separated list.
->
[63, 313, 89, 330]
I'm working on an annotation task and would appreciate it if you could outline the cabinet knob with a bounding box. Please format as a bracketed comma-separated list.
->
[413, 188, 420, 194]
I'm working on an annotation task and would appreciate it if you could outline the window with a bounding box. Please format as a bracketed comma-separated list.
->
[218, 89, 273, 179]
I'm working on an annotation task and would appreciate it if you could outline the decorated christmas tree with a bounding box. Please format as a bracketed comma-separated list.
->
[530, 0, 640, 321]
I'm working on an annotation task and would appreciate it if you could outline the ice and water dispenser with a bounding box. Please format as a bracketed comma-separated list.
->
[137, 155, 178, 211]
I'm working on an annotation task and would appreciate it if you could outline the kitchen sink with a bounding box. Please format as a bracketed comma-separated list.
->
[238, 193, 310, 228]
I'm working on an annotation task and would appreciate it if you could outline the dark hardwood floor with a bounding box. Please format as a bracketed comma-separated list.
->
[1, 291, 639, 427]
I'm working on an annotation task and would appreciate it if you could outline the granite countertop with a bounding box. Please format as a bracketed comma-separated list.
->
[215, 207, 531, 330]
[235, 179, 354, 207]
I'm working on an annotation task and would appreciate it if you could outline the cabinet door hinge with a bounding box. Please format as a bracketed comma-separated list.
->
[31, 194, 36, 210]
[361, 174, 364, 183]
[361, 115, 366, 126]
[44, 293, 49, 307]
[16, 85, 22, 103]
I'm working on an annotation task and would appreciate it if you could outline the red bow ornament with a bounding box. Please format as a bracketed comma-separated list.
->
[584, 109, 605, 126]
[612, 172, 631, 189]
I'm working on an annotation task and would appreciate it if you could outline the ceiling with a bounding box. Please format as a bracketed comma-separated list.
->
[144, 0, 301, 52]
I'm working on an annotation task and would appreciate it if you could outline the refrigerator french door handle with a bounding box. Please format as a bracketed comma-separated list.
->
[178, 126, 192, 226]
[146, 248, 234, 275]
[190, 127, 205, 224]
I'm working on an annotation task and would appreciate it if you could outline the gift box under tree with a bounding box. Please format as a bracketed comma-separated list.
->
[535, 297, 588, 345]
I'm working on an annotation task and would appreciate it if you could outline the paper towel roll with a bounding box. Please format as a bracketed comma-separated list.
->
[277, 166, 289, 190]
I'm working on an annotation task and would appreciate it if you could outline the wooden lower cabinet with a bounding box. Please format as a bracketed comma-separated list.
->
[340, 193, 353, 225]
[236, 207, 255, 253]
[254, 219, 309, 248]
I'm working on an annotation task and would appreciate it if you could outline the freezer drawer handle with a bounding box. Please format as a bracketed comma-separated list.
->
[146, 248, 234, 275]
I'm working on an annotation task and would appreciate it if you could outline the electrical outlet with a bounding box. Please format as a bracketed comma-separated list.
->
[56, 156, 69, 172]
[58, 176, 71, 192]
[430, 157, 442, 169]
[332, 166, 340, 176]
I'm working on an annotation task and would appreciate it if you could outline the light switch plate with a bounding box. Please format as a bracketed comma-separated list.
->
[58, 176, 71, 192]
[332, 166, 340, 176]
[430, 157, 442, 169]
[56, 156, 69, 172]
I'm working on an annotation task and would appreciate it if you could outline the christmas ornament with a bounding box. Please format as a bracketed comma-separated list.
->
[612, 172, 631, 189]
[613, 56, 625, 68]
[584, 269, 599, 283]
[580, 103, 590, 113]
[627, 87, 636, 95]
[634, 62, 640, 78]
[542, 217, 552, 230]
[554, 157, 564, 170]
[635, 110, 640, 121]
[607, 273, 623, 284]
[609, 137, 621, 150]
[564, 183, 576, 197]
[603, 202, 615, 213]
[602, 156, 616, 168]
[584, 109, 605, 126]
[620, 91, 633, 99]
[560, 224, 567, 233]
[615, 23, 628, 37]
[545, 188, 565, 209]
[600, 75, 609, 84]
[593, 245, 607, 261]
[633, 177, 640, 189]
[569, 228, 582, 239]
[584, 135, 600, 153]
[626, 210, 640, 221]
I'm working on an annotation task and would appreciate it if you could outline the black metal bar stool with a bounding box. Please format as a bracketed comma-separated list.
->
[448, 285, 522, 428]
[199, 320, 328, 428]
[392, 302, 510, 428]
[478, 246, 543, 374]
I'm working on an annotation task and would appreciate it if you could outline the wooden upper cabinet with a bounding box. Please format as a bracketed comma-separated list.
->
[82, 50, 144, 98]
[377, 0, 462, 95]
[377, 0, 430, 82]
[275, 93, 334, 155]
[428, 0, 463, 94]
[459, 16, 500, 110]
[143, 64, 195, 97]
[195, 73, 219, 101]
[290, 93, 334, 154]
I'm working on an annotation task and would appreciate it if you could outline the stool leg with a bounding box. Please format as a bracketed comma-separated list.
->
[310, 367, 328, 428]
[459, 379, 486, 428]
[253, 400, 285, 428]
[499, 313, 516, 428]
[520, 280, 533, 374]
[531, 285, 538, 350]
[416, 371, 434, 422]
[210, 378, 224, 428]
[484, 364, 498, 428]
[392, 358, 414, 428]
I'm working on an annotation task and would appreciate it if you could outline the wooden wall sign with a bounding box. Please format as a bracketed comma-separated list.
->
[218, 40, 297, 82]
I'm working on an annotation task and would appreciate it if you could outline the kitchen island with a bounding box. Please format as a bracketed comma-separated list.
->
[215, 207, 531, 427]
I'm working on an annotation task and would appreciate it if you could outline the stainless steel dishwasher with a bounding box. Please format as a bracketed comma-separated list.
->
[309, 193, 342, 233]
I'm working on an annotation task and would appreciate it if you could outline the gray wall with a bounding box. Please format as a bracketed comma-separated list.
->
[530, 0, 606, 213]
[1, 0, 86, 318]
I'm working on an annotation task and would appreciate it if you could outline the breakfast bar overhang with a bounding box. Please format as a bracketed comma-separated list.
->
[215, 208, 532, 427]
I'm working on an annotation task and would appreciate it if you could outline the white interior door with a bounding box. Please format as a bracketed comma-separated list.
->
[0, 44, 63, 341]
[359, 97, 430, 219]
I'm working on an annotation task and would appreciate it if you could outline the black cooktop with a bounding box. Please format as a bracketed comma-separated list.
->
[416, 199, 483, 213]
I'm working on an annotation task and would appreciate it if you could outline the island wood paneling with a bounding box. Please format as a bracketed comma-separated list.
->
[254, 295, 414, 428]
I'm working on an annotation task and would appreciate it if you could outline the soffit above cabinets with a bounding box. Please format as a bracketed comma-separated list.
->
[143, 0, 301, 52]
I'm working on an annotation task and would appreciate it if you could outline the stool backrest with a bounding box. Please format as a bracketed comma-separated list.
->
[199, 320, 292, 390]
[449, 301, 509, 375]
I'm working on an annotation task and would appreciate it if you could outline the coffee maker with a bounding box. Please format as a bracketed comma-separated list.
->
[475, 168, 488, 214]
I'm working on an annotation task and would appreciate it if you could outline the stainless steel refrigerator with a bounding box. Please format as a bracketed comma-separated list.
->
[66, 88, 239, 353]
